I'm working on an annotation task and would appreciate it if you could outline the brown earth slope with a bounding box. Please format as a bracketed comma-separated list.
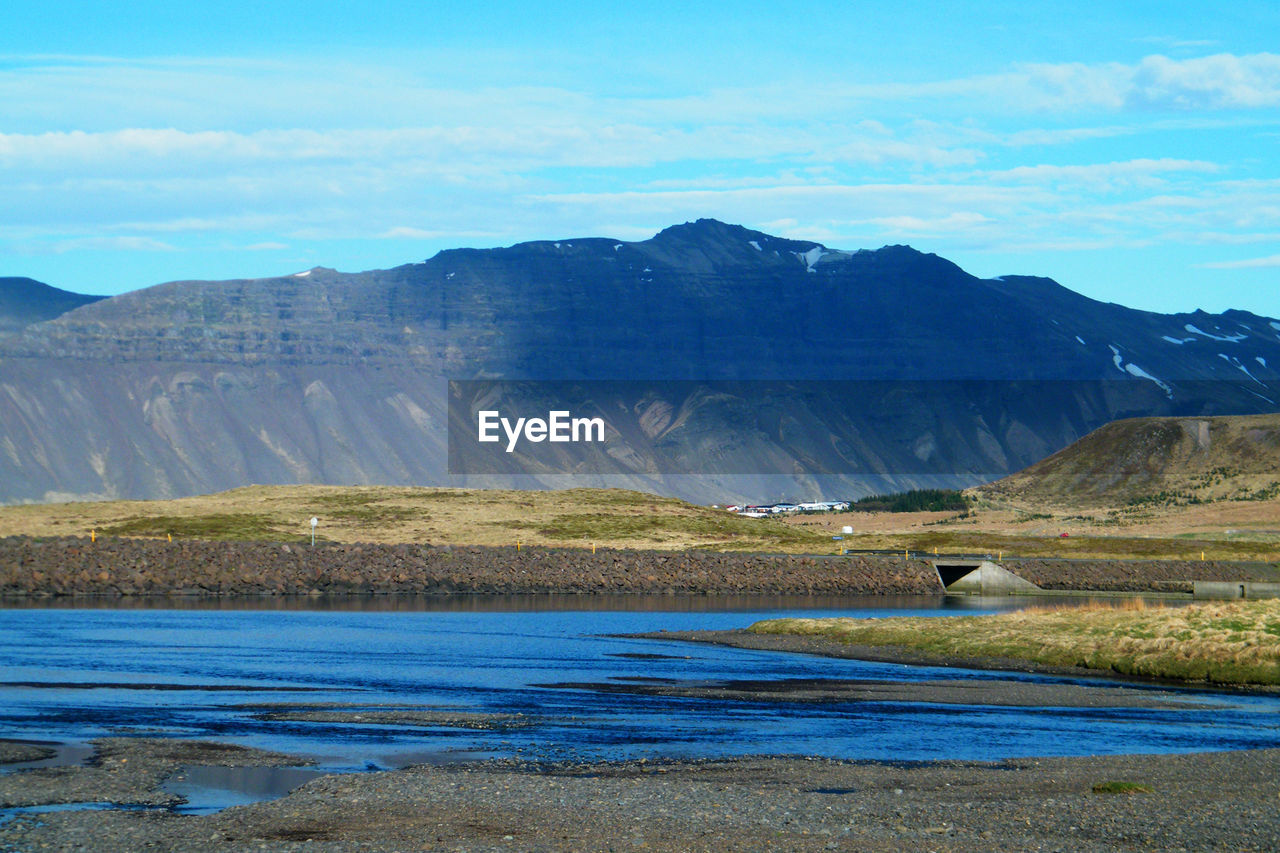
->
[975, 413, 1280, 508]
[779, 414, 1280, 558]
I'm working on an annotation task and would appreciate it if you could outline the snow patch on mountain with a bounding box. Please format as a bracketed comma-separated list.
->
[1124, 362, 1173, 397]
[793, 246, 826, 272]
[1186, 323, 1247, 342]
[1220, 353, 1266, 386]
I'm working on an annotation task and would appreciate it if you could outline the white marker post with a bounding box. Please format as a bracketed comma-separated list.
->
[310, 516, 318, 547]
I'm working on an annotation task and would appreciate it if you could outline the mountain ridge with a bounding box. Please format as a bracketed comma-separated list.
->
[0, 277, 105, 335]
[1, 220, 1278, 505]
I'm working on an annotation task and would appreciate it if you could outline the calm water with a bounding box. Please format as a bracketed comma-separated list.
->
[2, 594, 1278, 776]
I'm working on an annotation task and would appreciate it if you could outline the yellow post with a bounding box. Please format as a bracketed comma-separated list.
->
[934, 547, 938, 557]
[592, 542, 596, 554]
[90, 529, 96, 543]
[517, 541, 521, 552]
[167, 533, 172, 543]
[999, 550, 1002, 562]
[904, 548, 908, 562]
[1201, 551, 1205, 561]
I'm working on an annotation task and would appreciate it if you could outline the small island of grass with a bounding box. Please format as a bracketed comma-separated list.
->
[748, 599, 1280, 686]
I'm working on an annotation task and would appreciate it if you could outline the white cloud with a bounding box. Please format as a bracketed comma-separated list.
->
[1135, 36, 1221, 50]
[855, 212, 993, 234]
[3, 51, 1279, 145]
[377, 226, 505, 240]
[1199, 254, 1280, 269]
[40, 236, 178, 254]
[976, 158, 1220, 190]
[833, 52, 1280, 114]
[1, 48, 1278, 313]
[1127, 53, 1280, 110]
[529, 183, 1041, 219]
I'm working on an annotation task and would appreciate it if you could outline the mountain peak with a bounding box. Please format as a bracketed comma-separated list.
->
[650, 219, 820, 253]
[635, 219, 828, 272]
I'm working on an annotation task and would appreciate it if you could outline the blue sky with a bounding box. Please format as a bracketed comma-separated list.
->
[3, 1, 1280, 317]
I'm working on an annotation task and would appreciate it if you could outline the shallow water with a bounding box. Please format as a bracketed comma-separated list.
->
[1, 594, 1277, 779]
[162, 765, 329, 813]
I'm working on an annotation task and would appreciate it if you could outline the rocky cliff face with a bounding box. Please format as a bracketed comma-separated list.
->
[2, 220, 1278, 504]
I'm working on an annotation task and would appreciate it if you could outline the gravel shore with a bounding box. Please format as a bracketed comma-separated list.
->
[0, 742, 54, 766]
[2, 738, 1278, 851]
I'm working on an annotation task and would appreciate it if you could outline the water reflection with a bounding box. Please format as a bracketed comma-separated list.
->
[163, 765, 327, 814]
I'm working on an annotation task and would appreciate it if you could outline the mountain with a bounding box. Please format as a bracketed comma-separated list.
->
[0, 277, 104, 335]
[1, 219, 1278, 505]
[976, 413, 1280, 507]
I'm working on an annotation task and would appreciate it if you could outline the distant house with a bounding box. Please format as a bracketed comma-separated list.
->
[795, 501, 851, 513]
[729, 501, 849, 517]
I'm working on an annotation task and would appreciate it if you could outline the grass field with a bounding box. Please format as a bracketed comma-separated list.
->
[834, 530, 1278, 561]
[0, 484, 1276, 558]
[783, 501, 1280, 561]
[0, 485, 829, 552]
[748, 599, 1280, 685]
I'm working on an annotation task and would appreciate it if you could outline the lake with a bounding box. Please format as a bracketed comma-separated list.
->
[3, 594, 1278, 778]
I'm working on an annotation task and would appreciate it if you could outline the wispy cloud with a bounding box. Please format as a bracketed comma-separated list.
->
[1135, 36, 1221, 50]
[975, 158, 1221, 190]
[1126, 53, 1280, 110]
[4, 52, 1280, 137]
[2, 48, 1279, 315]
[1199, 254, 1280, 269]
[377, 226, 505, 240]
[34, 236, 178, 254]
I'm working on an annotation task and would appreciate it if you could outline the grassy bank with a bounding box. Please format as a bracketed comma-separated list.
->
[831, 530, 1280, 561]
[749, 600, 1280, 685]
[0, 485, 829, 552]
[2, 483, 1275, 559]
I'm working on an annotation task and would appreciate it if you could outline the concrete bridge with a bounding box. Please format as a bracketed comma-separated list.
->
[932, 560, 1042, 595]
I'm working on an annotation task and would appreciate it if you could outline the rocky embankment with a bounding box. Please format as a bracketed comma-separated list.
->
[0, 537, 941, 597]
[1006, 557, 1280, 592]
[3, 537, 1275, 598]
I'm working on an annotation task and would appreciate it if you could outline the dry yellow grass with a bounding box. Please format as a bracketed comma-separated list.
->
[750, 599, 1280, 685]
[0, 484, 829, 552]
[780, 503, 1280, 560]
[1, 482, 1276, 559]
